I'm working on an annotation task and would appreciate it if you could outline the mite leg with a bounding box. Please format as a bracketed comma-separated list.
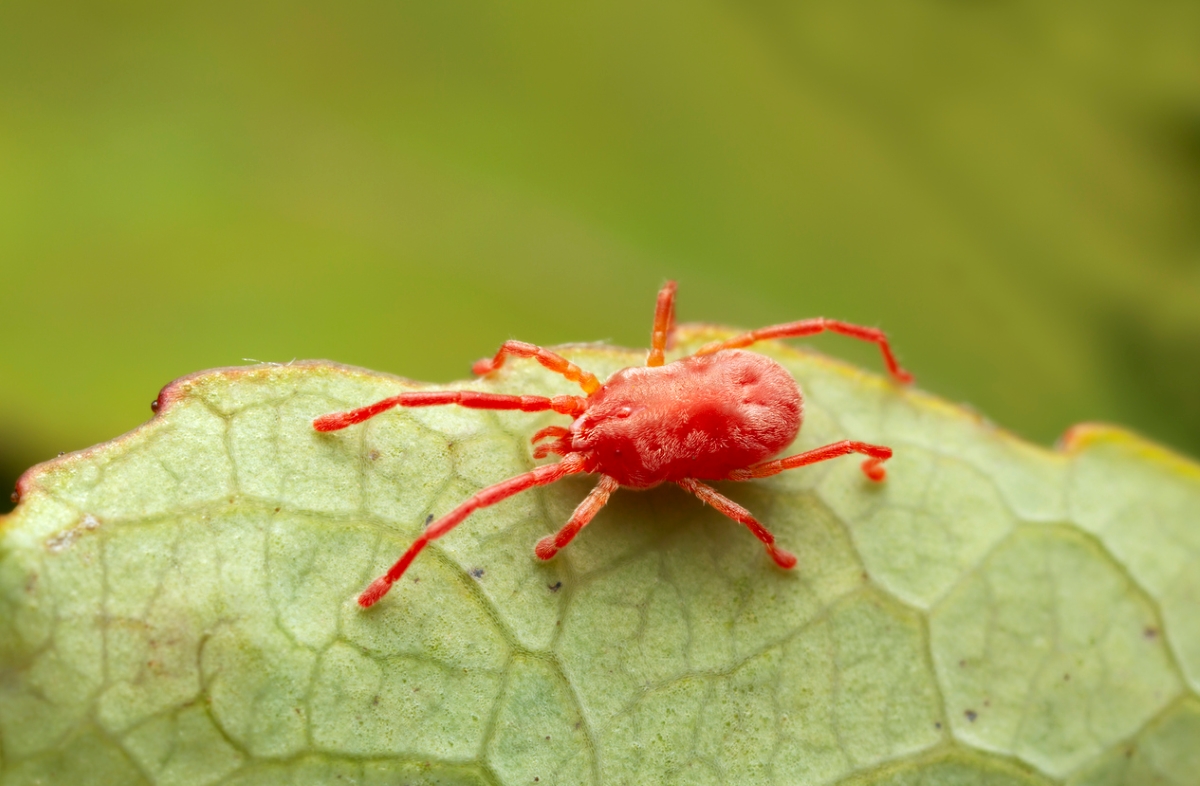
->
[531, 426, 573, 459]
[728, 440, 893, 482]
[313, 390, 587, 432]
[535, 475, 620, 560]
[533, 441, 572, 459]
[694, 318, 913, 384]
[677, 478, 797, 569]
[472, 340, 601, 395]
[358, 454, 589, 608]
[531, 425, 571, 445]
[647, 280, 678, 367]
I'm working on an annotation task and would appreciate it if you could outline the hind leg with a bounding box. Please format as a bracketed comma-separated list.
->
[728, 440, 893, 482]
[693, 318, 912, 383]
[677, 478, 797, 569]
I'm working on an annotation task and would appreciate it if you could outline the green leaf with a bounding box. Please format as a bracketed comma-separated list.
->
[2, 329, 1197, 785]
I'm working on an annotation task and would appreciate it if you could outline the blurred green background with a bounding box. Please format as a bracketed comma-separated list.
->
[2, 1, 1199, 512]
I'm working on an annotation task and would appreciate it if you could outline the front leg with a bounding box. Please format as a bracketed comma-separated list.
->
[647, 280, 678, 367]
[313, 390, 587, 432]
[358, 454, 590, 607]
[534, 475, 620, 560]
[472, 340, 602, 395]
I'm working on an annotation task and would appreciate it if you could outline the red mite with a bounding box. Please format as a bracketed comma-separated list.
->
[314, 282, 912, 608]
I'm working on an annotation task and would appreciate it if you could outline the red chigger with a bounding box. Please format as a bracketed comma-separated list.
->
[314, 281, 910, 608]
[571, 351, 803, 489]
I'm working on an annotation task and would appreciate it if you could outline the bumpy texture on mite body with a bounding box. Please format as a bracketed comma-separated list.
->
[570, 350, 803, 488]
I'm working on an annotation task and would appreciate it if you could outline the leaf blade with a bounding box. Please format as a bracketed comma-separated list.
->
[2, 332, 1198, 785]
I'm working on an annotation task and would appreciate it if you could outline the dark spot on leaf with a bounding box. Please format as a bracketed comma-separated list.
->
[549, 581, 563, 592]
[1125, 746, 1136, 758]
[958, 659, 966, 667]
[424, 514, 434, 527]
[372, 695, 380, 706]
[150, 399, 159, 412]
[1064, 673, 1070, 681]
[983, 699, 990, 707]
[965, 710, 977, 722]
[9, 490, 17, 505]
[471, 568, 485, 578]
[545, 736, 551, 741]
[368, 449, 381, 461]
[57, 452, 64, 457]
[1144, 626, 1159, 639]
[274, 507, 280, 513]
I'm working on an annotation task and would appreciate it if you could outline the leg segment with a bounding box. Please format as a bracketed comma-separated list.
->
[531, 425, 571, 444]
[535, 475, 619, 560]
[647, 280, 678, 367]
[728, 440, 893, 482]
[531, 426, 572, 459]
[358, 454, 589, 607]
[313, 390, 587, 432]
[677, 478, 797, 569]
[694, 318, 913, 384]
[472, 340, 601, 395]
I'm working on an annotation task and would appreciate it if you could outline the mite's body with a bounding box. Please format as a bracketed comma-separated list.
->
[565, 350, 801, 488]
[315, 281, 911, 607]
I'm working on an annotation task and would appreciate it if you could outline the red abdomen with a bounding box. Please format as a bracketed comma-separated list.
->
[570, 350, 803, 488]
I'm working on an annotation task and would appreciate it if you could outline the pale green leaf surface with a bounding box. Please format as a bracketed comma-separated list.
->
[2, 328, 1198, 785]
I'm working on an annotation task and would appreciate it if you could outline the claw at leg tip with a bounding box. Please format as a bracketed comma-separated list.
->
[861, 458, 887, 482]
[314, 411, 358, 432]
[772, 548, 798, 570]
[357, 577, 391, 608]
[534, 537, 557, 561]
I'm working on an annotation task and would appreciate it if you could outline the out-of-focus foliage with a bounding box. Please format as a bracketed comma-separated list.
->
[2, 1, 1199, 510]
